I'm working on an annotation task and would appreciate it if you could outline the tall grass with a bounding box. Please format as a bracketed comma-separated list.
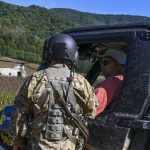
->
[0, 77, 26, 111]
[0, 90, 15, 110]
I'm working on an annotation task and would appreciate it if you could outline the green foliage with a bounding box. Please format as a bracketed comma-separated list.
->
[0, 1, 150, 68]
[0, 2, 78, 63]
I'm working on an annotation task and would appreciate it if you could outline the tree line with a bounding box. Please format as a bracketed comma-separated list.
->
[0, 1, 150, 65]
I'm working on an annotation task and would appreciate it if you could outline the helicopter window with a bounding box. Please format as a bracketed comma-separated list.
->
[76, 59, 94, 76]
[79, 41, 128, 86]
[76, 40, 128, 116]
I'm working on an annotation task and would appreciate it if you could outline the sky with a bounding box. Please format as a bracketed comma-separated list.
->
[1, 0, 150, 17]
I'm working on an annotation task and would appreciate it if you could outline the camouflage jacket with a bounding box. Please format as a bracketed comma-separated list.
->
[9, 64, 97, 150]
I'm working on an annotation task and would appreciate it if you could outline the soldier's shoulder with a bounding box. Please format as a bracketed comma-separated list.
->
[74, 73, 86, 81]
[31, 69, 46, 79]
[73, 73, 90, 85]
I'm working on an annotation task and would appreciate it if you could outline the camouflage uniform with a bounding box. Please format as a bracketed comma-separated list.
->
[9, 64, 97, 150]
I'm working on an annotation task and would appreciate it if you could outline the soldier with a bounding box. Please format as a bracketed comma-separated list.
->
[9, 34, 97, 150]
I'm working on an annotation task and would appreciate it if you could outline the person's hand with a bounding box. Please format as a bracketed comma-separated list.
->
[83, 143, 96, 150]
[13, 144, 25, 150]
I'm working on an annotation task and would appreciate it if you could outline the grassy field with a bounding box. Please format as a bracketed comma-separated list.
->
[0, 57, 38, 110]
[0, 77, 26, 110]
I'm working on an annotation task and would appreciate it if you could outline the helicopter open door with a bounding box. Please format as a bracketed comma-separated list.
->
[63, 22, 150, 125]
[63, 22, 150, 149]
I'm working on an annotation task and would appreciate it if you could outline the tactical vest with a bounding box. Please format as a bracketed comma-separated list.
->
[43, 67, 82, 141]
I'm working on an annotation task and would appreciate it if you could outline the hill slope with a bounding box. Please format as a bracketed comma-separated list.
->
[0, 1, 150, 62]
[50, 8, 150, 26]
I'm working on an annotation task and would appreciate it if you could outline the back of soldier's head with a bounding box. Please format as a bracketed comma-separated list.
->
[42, 34, 79, 67]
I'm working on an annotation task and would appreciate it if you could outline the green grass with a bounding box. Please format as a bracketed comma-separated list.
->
[0, 90, 15, 123]
[0, 90, 14, 110]
[0, 77, 26, 111]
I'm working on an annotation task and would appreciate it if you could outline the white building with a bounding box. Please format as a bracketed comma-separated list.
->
[0, 64, 28, 77]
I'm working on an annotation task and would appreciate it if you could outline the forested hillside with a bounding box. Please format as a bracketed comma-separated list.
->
[0, 1, 150, 62]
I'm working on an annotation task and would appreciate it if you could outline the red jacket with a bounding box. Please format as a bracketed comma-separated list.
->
[95, 75, 124, 115]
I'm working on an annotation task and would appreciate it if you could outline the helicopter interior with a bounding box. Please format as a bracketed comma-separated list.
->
[77, 41, 128, 85]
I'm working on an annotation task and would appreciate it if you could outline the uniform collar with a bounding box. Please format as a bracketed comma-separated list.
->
[51, 63, 69, 69]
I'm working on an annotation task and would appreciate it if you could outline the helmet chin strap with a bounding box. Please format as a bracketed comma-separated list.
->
[69, 64, 75, 81]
